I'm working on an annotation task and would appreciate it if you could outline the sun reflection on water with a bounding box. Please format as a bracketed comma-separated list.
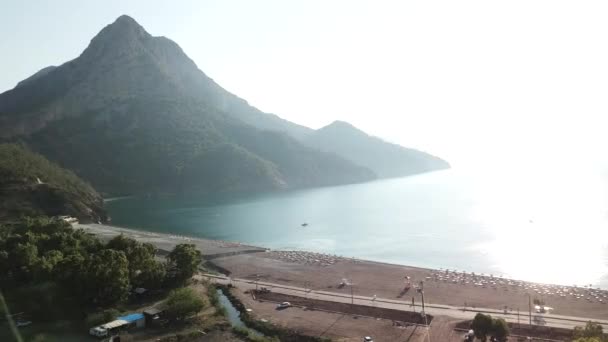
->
[471, 165, 608, 286]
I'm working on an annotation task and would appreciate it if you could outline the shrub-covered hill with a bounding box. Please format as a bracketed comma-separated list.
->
[0, 143, 106, 222]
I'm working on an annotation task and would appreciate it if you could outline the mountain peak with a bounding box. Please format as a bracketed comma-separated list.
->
[99, 14, 147, 37]
[104, 15, 147, 36]
[114, 14, 139, 25]
[326, 120, 357, 129]
[80, 15, 150, 62]
[319, 120, 367, 137]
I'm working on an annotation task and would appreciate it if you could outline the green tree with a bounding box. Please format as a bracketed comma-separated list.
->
[35, 249, 64, 279]
[0, 250, 9, 276]
[55, 253, 85, 282]
[574, 321, 606, 341]
[106, 234, 138, 252]
[12, 242, 39, 281]
[126, 243, 156, 282]
[106, 234, 164, 288]
[164, 287, 205, 320]
[54, 252, 88, 303]
[84, 249, 130, 305]
[492, 317, 509, 342]
[0, 217, 146, 311]
[134, 259, 166, 290]
[166, 244, 202, 284]
[471, 313, 493, 341]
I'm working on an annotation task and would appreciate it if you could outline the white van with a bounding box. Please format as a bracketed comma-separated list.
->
[89, 326, 108, 337]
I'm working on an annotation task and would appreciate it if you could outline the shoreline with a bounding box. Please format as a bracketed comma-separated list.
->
[79, 222, 604, 290]
[77, 222, 608, 320]
[76, 223, 266, 257]
[78, 223, 479, 279]
[102, 188, 608, 291]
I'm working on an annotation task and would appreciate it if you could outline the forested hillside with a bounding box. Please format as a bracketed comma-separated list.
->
[0, 143, 106, 222]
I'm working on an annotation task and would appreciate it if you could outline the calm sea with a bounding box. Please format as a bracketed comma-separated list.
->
[106, 168, 608, 288]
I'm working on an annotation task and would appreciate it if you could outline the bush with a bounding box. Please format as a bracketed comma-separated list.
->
[471, 313, 493, 340]
[471, 313, 510, 342]
[164, 288, 205, 320]
[232, 326, 281, 342]
[207, 285, 220, 308]
[232, 326, 250, 338]
[492, 318, 509, 342]
[573, 321, 606, 341]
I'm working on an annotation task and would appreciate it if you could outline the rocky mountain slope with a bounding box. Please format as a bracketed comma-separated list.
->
[0, 16, 373, 195]
[305, 121, 450, 178]
[0, 15, 447, 196]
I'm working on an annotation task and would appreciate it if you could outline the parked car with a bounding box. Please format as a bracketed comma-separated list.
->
[276, 302, 291, 309]
[364, 337, 374, 342]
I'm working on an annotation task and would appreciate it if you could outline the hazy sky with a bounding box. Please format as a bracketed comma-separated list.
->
[2, 1, 608, 168]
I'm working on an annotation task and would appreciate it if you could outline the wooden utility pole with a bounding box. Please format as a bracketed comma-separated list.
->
[420, 281, 428, 326]
[528, 293, 532, 325]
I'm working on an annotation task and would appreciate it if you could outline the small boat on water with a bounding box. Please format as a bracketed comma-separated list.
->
[301, 223, 308, 227]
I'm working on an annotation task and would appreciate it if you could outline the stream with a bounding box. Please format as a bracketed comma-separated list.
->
[216, 289, 263, 336]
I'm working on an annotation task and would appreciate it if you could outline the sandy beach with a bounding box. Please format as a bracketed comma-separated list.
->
[79, 223, 608, 321]
[76, 223, 266, 256]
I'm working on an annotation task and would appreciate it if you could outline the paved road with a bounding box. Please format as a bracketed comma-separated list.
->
[199, 273, 608, 331]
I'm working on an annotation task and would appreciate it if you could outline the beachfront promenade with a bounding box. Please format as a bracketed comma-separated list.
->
[199, 273, 608, 331]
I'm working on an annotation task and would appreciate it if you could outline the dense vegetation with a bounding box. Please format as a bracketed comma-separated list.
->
[0, 143, 106, 222]
[0, 217, 202, 322]
[470, 313, 509, 342]
[0, 15, 376, 196]
[573, 321, 607, 342]
[163, 287, 205, 321]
